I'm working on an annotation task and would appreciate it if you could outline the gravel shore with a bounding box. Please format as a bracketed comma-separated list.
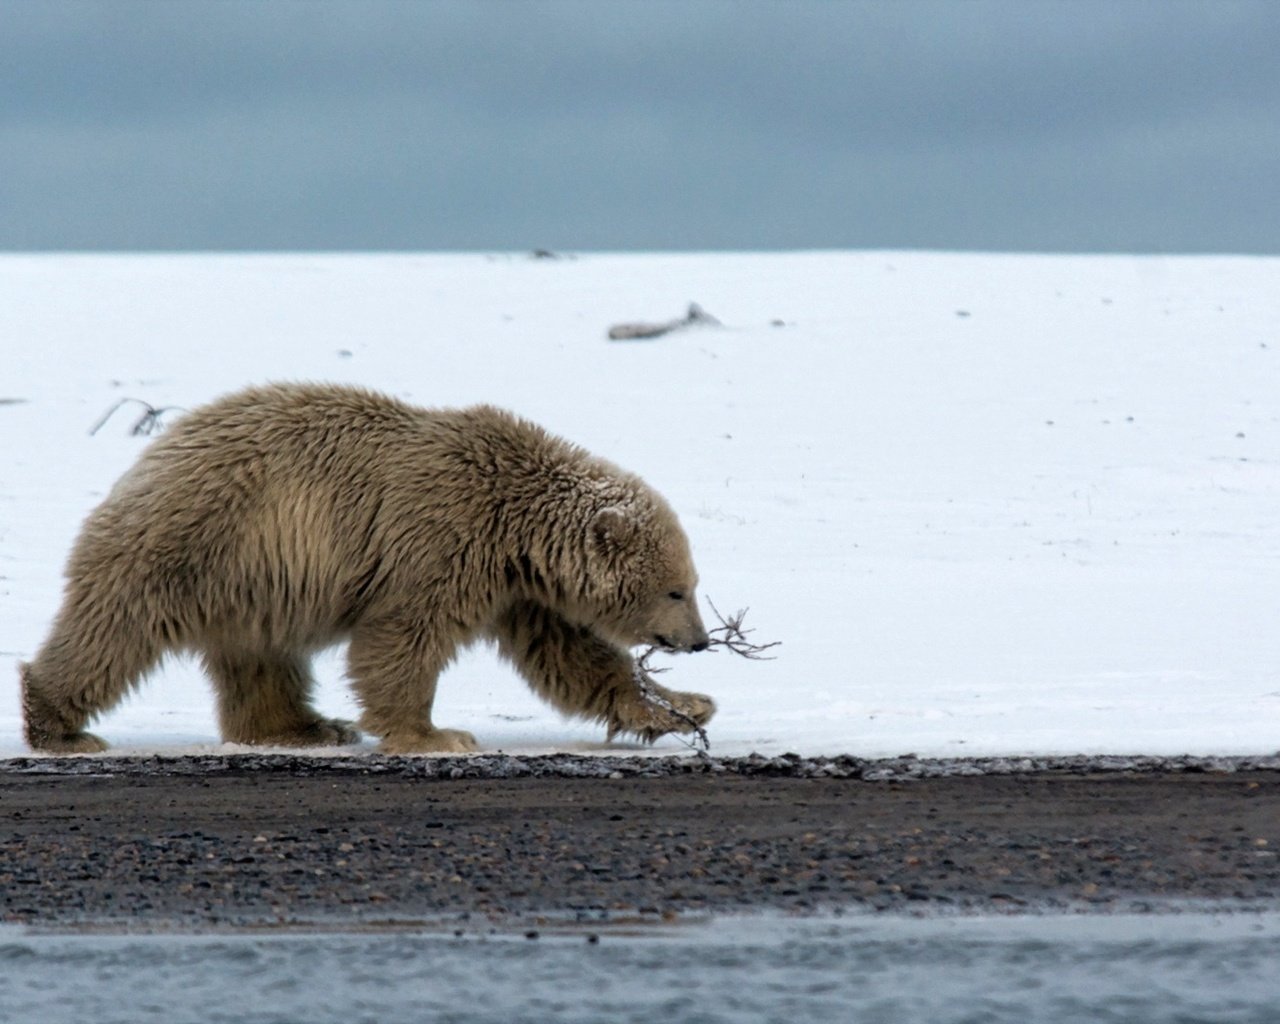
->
[3, 754, 1278, 929]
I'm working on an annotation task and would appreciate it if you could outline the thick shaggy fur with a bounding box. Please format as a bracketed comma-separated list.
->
[21, 383, 715, 754]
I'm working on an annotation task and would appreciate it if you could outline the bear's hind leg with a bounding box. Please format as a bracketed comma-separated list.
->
[22, 601, 168, 753]
[21, 662, 109, 754]
[490, 601, 716, 743]
[204, 650, 360, 747]
[347, 616, 478, 754]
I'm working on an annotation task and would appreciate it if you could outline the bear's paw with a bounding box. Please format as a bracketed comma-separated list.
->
[377, 727, 480, 755]
[245, 717, 363, 748]
[31, 730, 110, 755]
[608, 686, 717, 744]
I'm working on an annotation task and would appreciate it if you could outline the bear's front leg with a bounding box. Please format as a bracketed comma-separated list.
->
[490, 601, 716, 745]
[347, 614, 479, 755]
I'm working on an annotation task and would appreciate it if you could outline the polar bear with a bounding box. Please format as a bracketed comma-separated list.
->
[21, 383, 715, 754]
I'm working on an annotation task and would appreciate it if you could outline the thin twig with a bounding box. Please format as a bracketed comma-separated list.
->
[705, 599, 781, 660]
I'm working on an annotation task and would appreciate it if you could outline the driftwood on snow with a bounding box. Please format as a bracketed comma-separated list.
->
[607, 302, 722, 341]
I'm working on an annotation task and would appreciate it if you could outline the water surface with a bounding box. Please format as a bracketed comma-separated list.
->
[3, 911, 1277, 1024]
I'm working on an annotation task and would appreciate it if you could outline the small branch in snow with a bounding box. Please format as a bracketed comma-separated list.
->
[607, 302, 721, 341]
[90, 398, 185, 437]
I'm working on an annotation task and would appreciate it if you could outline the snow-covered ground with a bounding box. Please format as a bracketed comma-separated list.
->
[2, 251, 1277, 759]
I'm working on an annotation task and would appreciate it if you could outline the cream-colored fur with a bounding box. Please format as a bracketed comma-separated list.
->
[21, 383, 714, 754]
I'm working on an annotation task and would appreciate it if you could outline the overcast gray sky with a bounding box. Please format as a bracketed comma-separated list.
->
[2, 0, 1277, 253]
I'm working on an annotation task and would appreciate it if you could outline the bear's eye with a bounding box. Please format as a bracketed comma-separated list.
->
[668, 591, 685, 601]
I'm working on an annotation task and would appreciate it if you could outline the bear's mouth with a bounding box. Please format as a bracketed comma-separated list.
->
[653, 634, 677, 651]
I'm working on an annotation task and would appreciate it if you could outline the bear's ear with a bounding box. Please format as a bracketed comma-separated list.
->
[589, 506, 635, 555]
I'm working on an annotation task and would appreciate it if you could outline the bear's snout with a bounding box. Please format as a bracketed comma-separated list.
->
[654, 626, 709, 653]
[684, 614, 711, 653]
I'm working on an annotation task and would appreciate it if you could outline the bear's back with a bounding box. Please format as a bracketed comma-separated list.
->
[78, 384, 587, 644]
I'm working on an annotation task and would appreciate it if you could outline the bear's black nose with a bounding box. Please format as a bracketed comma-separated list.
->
[691, 640, 709, 652]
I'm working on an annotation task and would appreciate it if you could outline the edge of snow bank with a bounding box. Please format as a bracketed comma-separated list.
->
[5, 751, 1279, 781]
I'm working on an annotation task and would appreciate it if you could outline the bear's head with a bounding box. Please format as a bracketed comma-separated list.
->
[581, 501, 710, 654]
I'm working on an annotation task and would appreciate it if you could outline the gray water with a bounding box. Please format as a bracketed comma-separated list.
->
[3, 911, 1278, 1024]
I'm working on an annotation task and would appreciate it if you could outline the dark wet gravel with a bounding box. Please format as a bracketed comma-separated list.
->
[2, 753, 1278, 928]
